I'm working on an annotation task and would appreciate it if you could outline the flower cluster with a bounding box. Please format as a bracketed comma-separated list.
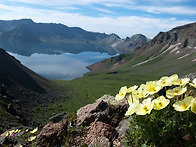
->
[115, 74, 196, 116]
[5, 127, 38, 146]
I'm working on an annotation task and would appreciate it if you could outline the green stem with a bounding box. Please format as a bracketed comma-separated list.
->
[186, 110, 189, 130]
[148, 115, 153, 138]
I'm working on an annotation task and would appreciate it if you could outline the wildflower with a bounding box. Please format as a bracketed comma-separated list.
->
[166, 86, 187, 98]
[127, 85, 138, 93]
[191, 98, 196, 114]
[173, 78, 190, 86]
[125, 100, 139, 116]
[173, 96, 193, 111]
[143, 81, 162, 95]
[153, 96, 170, 110]
[169, 74, 179, 83]
[189, 78, 196, 88]
[25, 129, 29, 132]
[157, 76, 173, 87]
[131, 88, 148, 100]
[30, 127, 38, 134]
[115, 86, 127, 101]
[6, 132, 9, 137]
[14, 129, 19, 133]
[28, 136, 36, 141]
[135, 98, 154, 115]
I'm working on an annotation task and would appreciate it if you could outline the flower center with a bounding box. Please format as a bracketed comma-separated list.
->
[158, 102, 163, 107]
[150, 87, 156, 92]
[143, 106, 149, 112]
[180, 103, 187, 109]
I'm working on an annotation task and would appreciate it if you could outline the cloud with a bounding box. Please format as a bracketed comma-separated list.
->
[0, 2, 195, 39]
[5, 0, 135, 7]
[139, 6, 196, 15]
[0, 3, 193, 38]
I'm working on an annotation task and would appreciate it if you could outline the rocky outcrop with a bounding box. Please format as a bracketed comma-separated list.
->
[77, 95, 128, 127]
[76, 95, 128, 146]
[36, 119, 68, 147]
[77, 100, 113, 126]
[0, 94, 129, 146]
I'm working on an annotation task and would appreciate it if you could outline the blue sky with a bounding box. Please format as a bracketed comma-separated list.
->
[0, 0, 196, 38]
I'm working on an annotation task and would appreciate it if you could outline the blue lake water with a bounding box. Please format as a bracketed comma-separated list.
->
[9, 52, 113, 80]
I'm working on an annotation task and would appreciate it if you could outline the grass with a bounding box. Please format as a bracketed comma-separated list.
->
[30, 45, 196, 124]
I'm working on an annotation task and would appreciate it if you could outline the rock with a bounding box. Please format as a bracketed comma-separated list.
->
[77, 95, 128, 127]
[77, 100, 112, 126]
[85, 121, 117, 145]
[115, 117, 132, 137]
[49, 112, 65, 123]
[96, 94, 117, 105]
[36, 119, 68, 147]
[0, 131, 8, 145]
[89, 136, 110, 147]
[113, 136, 124, 147]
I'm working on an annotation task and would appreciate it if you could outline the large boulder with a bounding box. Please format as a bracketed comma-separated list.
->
[36, 119, 68, 147]
[76, 94, 128, 126]
[77, 100, 113, 126]
[85, 121, 117, 145]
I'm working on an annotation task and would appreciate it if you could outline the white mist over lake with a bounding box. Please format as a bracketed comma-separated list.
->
[9, 52, 113, 80]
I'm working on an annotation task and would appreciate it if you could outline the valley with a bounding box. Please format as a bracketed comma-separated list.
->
[0, 20, 196, 146]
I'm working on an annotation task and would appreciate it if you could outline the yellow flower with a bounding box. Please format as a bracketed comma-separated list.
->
[6, 132, 9, 137]
[30, 127, 38, 134]
[173, 78, 190, 86]
[191, 98, 196, 114]
[189, 78, 196, 88]
[169, 74, 179, 83]
[25, 129, 29, 132]
[127, 85, 138, 93]
[115, 86, 127, 101]
[173, 96, 193, 111]
[143, 81, 162, 95]
[166, 86, 187, 98]
[131, 88, 148, 100]
[28, 136, 36, 141]
[157, 76, 173, 87]
[153, 96, 170, 110]
[135, 98, 154, 115]
[125, 100, 139, 116]
[14, 129, 19, 133]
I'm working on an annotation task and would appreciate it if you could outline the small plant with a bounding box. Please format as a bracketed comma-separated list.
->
[62, 112, 87, 146]
[115, 74, 196, 146]
[2, 127, 38, 147]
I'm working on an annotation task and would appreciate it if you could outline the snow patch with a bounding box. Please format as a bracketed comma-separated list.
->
[133, 59, 151, 67]
[178, 54, 189, 59]
[175, 51, 180, 54]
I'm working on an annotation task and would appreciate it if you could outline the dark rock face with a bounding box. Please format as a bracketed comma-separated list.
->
[36, 119, 68, 147]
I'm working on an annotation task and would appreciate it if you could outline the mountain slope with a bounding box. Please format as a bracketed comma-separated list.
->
[0, 19, 148, 56]
[0, 48, 66, 128]
[87, 22, 196, 77]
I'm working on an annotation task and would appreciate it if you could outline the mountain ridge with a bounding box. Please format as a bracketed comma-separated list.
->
[87, 22, 196, 76]
[0, 19, 148, 56]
